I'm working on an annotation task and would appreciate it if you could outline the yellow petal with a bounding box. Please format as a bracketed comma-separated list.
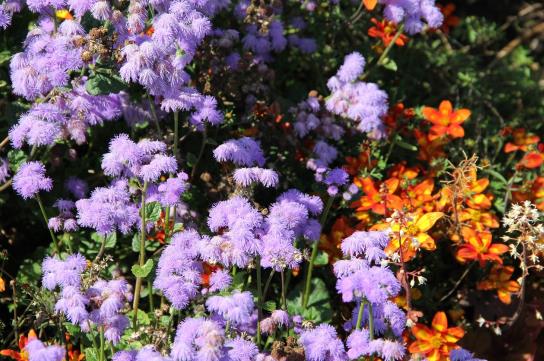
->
[416, 212, 444, 232]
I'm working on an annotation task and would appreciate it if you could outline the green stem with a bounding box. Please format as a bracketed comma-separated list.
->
[132, 182, 149, 328]
[368, 302, 374, 340]
[99, 326, 105, 361]
[302, 195, 335, 309]
[280, 270, 287, 310]
[87, 321, 99, 357]
[262, 270, 275, 301]
[147, 93, 162, 137]
[355, 301, 365, 330]
[93, 234, 107, 263]
[256, 257, 263, 346]
[164, 206, 171, 240]
[376, 24, 405, 67]
[36, 194, 60, 254]
[148, 277, 154, 314]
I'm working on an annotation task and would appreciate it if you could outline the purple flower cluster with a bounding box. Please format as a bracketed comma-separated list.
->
[25, 339, 65, 361]
[170, 317, 226, 361]
[9, 81, 122, 148]
[42, 253, 131, 344]
[213, 137, 265, 167]
[450, 349, 487, 361]
[333, 231, 407, 361]
[298, 324, 347, 361]
[12, 161, 52, 199]
[326, 52, 389, 139]
[378, 0, 444, 34]
[259, 310, 290, 335]
[119, 1, 224, 127]
[154, 230, 203, 310]
[48, 199, 79, 232]
[233, 167, 279, 188]
[101, 134, 177, 182]
[75, 179, 140, 235]
[292, 96, 344, 140]
[206, 291, 255, 328]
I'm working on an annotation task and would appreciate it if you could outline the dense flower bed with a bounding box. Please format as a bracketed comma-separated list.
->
[0, 1, 543, 361]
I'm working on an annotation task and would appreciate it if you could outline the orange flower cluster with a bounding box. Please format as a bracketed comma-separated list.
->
[368, 18, 409, 47]
[409, 312, 465, 361]
[477, 265, 521, 304]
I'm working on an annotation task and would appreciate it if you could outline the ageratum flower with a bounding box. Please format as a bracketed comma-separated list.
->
[75, 180, 140, 235]
[225, 338, 259, 361]
[326, 52, 388, 139]
[41, 253, 87, 290]
[156, 172, 190, 207]
[171, 317, 226, 361]
[213, 137, 266, 167]
[298, 324, 348, 361]
[12, 161, 53, 199]
[48, 199, 78, 232]
[208, 269, 232, 292]
[154, 230, 203, 310]
[379, 0, 444, 34]
[206, 291, 255, 327]
[233, 167, 279, 188]
[25, 339, 64, 361]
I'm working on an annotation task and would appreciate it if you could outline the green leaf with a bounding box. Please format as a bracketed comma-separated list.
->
[132, 233, 140, 252]
[0, 50, 11, 65]
[172, 223, 184, 234]
[145, 202, 162, 222]
[84, 348, 98, 361]
[287, 278, 332, 324]
[483, 169, 508, 186]
[7, 150, 27, 172]
[313, 251, 329, 266]
[186, 152, 198, 167]
[263, 300, 277, 312]
[131, 259, 154, 278]
[91, 232, 117, 249]
[86, 72, 126, 95]
[126, 309, 151, 326]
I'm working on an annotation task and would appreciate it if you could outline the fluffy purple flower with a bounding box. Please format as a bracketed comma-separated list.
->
[346, 329, 370, 360]
[41, 253, 87, 290]
[213, 137, 265, 167]
[154, 230, 203, 309]
[299, 324, 348, 361]
[75, 180, 140, 235]
[209, 269, 232, 292]
[171, 318, 226, 361]
[233, 167, 279, 188]
[325, 168, 349, 186]
[139, 154, 178, 182]
[156, 172, 189, 206]
[225, 338, 259, 361]
[379, 340, 405, 361]
[48, 199, 78, 232]
[380, 0, 444, 34]
[113, 350, 137, 361]
[206, 291, 255, 326]
[13, 161, 53, 199]
[337, 52, 365, 83]
[336, 267, 400, 304]
[340, 231, 389, 262]
[54, 285, 89, 326]
[25, 339, 65, 361]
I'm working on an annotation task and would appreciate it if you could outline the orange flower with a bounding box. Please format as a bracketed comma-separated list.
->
[402, 178, 437, 212]
[409, 311, 465, 361]
[201, 263, 221, 287]
[455, 227, 508, 266]
[512, 177, 544, 210]
[1, 330, 38, 361]
[368, 18, 409, 47]
[55, 9, 73, 20]
[477, 265, 521, 304]
[414, 129, 446, 162]
[351, 177, 403, 215]
[0, 276, 5, 292]
[344, 147, 375, 175]
[422, 100, 471, 141]
[147, 211, 174, 244]
[374, 212, 444, 262]
[363, 0, 378, 11]
[438, 3, 461, 34]
[387, 162, 420, 183]
[517, 146, 544, 169]
[458, 208, 499, 231]
[503, 128, 540, 153]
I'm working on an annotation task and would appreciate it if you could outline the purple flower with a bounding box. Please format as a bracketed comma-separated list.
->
[209, 269, 232, 292]
[42, 253, 87, 290]
[54, 285, 89, 326]
[154, 230, 203, 309]
[206, 291, 255, 326]
[299, 324, 348, 361]
[25, 339, 64, 361]
[450, 349, 487, 361]
[213, 137, 265, 167]
[337, 52, 365, 83]
[225, 338, 259, 361]
[139, 154, 178, 182]
[324, 168, 349, 186]
[340, 231, 389, 262]
[233, 167, 279, 188]
[13, 161, 53, 199]
[171, 318, 226, 361]
[75, 180, 140, 235]
[113, 350, 137, 361]
[156, 172, 189, 206]
[336, 267, 400, 304]
[346, 329, 370, 360]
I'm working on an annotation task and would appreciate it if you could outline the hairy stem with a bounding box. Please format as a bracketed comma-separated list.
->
[256, 256, 263, 346]
[302, 195, 334, 309]
[355, 300, 365, 330]
[132, 182, 149, 328]
[36, 194, 60, 254]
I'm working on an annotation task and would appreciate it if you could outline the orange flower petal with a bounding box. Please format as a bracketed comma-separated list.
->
[432, 311, 449, 332]
[363, 0, 378, 10]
